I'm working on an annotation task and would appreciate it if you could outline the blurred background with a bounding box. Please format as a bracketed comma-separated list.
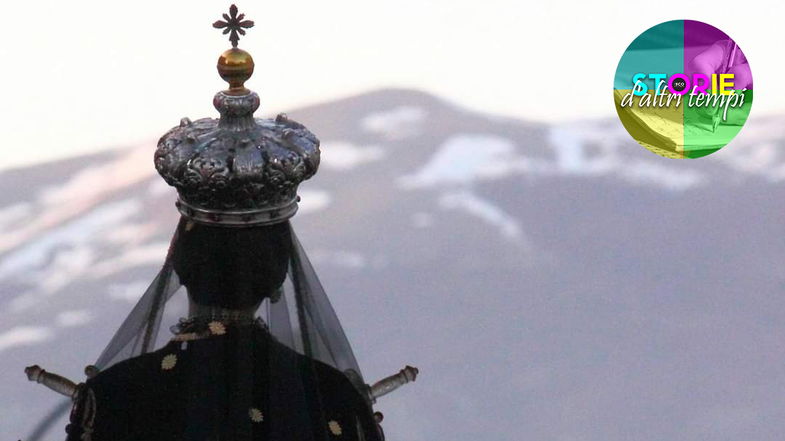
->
[2, 1, 785, 440]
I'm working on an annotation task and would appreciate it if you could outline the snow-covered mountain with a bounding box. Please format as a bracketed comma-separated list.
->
[2, 89, 784, 441]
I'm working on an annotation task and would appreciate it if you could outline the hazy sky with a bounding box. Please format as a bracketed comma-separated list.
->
[1, 0, 783, 170]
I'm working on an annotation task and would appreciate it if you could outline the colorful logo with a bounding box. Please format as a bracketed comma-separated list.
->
[614, 20, 752, 158]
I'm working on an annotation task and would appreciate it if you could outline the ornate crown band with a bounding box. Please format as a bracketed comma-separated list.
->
[174, 197, 300, 227]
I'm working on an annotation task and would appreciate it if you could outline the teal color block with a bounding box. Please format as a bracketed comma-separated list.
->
[614, 20, 684, 90]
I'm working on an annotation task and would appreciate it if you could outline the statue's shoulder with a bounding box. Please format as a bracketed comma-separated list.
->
[87, 341, 184, 394]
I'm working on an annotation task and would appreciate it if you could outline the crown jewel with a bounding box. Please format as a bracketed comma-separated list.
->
[155, 5, 320, 227]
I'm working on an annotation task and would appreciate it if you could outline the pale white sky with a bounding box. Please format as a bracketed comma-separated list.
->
[0, 0, 782, 170]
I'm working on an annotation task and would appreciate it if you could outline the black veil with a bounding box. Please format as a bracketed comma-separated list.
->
[59, 219, 379, 441]
[94, 222, 365, 386]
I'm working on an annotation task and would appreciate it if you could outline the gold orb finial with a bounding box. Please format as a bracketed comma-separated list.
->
[218, 48, 254, 94]
[213, 5, 255, 94]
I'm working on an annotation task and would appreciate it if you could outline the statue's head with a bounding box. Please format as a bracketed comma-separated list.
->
[171, 217, 292, 309]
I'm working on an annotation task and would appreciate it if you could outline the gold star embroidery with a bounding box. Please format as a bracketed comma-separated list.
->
[161, 354, 178, 370]
[328, 420, 342, 436]
[208, 321, 227, 335]
[249, 407, 264, 423]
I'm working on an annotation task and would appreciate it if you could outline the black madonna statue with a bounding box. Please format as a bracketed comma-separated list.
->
[24, 5, 417, 441]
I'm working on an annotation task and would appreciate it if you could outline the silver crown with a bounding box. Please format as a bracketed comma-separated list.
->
[154, 5, 320, 227]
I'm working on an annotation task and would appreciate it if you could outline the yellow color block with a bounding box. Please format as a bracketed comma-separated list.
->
[614, 89, 685, 158]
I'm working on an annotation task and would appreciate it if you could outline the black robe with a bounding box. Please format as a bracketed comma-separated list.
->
[66, 322, 381, 441]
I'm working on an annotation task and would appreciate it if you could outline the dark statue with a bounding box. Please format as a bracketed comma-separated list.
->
[24, 5, 417, 441]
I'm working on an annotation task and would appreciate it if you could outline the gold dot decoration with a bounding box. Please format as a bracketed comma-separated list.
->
[249, 407, 264, 423]
[328, 420, 342, 436]
[208, 321, 227, 335]
[161, 354, 178, 371]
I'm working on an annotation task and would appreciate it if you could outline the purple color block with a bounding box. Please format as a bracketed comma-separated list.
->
[683, 20, 752, 91]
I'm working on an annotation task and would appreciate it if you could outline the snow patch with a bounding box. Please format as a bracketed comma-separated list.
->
[89, 242, 170, 278]
[551, 127, 706, 190]
[439, 190, 526, 243]
[320, 141, 385, 170]
[0, 198, 142, 279]
[56, 310, 93, 328]
[361, 106, 426, 140]
[0, 199, 145, 313]
[0, 326, 53, 352]
[0, 145, 154, 255]
[298, 190, 331, 214]
[400, 131, 706, 192]
[398, 134, 532, 188]
[549, 127, 616, 175]
[38, 246, 96, 294]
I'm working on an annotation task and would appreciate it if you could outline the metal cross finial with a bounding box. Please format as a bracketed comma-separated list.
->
[213, 4, 254, 48]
